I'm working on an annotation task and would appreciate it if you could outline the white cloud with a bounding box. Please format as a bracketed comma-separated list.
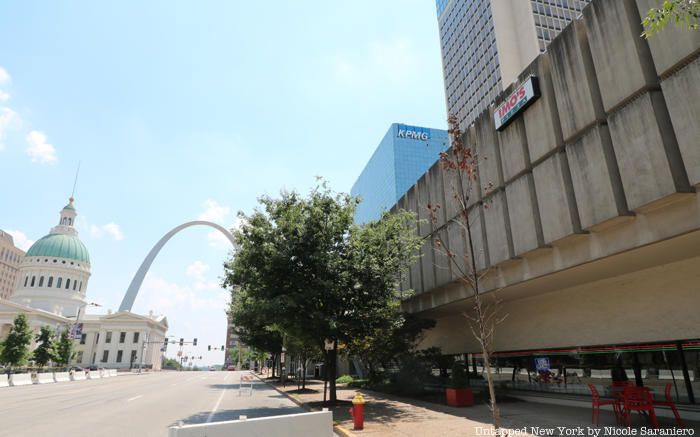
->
[139, 273, 228, 312]
[5, 230, 34, 252]
[89, 223, 124, 241]
[206, 217, 243, 249]
[103, 223, 124, 241]
[198, 199, 230, 223]
[0, 91, 9, 102]
[0, 67, 10, 84]
[26, 130, 57, 163]
[186, 260, 210, 280]
[0, 107, 20, 151]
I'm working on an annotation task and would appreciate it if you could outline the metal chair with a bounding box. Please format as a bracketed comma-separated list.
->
[653, 383, 686, 428]
[622, 386, 659, 428]
[588, 384, 618, 426]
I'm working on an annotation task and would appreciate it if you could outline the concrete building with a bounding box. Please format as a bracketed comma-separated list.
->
[0, 196, 168, 370]
[351, 123, 448, 224]
[437, 0, 590, 130]
[399, 0, 700, 404]
[0, 230, 25, 300]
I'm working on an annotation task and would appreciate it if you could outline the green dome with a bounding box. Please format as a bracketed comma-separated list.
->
[26, 233, 90, 265]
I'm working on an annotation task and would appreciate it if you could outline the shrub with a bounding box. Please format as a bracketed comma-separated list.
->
[336, 374, 354, 384]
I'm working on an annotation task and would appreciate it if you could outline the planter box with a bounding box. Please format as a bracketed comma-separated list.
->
[446, 387, 474, 407]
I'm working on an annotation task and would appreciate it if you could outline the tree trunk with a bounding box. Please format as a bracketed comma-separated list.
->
[271, 354, 276, 378]
[329, 341, 338, 403]
[482, 351, 501, 429]
[302, 358, 307, 390]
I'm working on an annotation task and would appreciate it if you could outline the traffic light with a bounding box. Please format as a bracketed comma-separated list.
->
[193, 338, 198, 346]
[208, 345, 211, 351]
[221, 345, 224, 351]
[163, 338, 168, 351]
[179, 338, 184, 347]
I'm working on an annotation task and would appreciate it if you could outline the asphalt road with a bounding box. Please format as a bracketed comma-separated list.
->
[0, 371, 305, 437]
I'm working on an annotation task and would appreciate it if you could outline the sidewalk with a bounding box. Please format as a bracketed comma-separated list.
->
[270, 378, 700, 436]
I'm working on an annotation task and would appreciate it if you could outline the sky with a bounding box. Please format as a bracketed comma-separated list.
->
[0, 1, 447, 366]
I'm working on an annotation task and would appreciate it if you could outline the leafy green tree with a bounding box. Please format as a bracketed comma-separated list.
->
[642, 0, 699, 37]
[33, 326, 58, 368]
[224, 182, 421, 403]
[54, 330, 74, 367]
[349, 313, 435, 383]
[0, 313, 33, 371]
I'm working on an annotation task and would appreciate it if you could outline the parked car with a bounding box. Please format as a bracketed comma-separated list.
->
[227, 365, 236, 371]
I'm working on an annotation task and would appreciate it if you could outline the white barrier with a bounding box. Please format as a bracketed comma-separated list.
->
[110, 369, 117, 377]
[9, 373, 34, 386]
[86, 370, 99, 379]
[0, 374, 9, 388]
[36, 372, 55, 384]
[71, 371, 87, 381]
[659, 369, 695, 381]
[54, 372, 71, 382]
[99, 369, 106, 378]
[167, 411, 333, 437]
[590, 369, 611, 379]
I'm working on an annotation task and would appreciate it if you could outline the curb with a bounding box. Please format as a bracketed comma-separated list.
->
[254, 374, 356, 437]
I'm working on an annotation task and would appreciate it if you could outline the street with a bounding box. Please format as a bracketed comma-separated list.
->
[0, 371, 304, 437]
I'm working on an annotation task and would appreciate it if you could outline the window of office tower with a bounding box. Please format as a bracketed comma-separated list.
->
[438, 0, 502, 130]
[530, 0, 591, 52]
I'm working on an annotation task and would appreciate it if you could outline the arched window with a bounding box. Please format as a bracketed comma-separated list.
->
[24, 276, 28, 287]
[31, 276, 36, 287]
[38, 276, 44, 287]
[48, 276, 54, 287]
[73, 280, 77, 291]
[57, 277, 63, 288]
[65, 278, 71, 290]
[68, 218, 72, 225]
[79, 281, 83, 291]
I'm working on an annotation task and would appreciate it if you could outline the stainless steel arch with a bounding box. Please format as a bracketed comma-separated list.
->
[118, 221, 235, 312]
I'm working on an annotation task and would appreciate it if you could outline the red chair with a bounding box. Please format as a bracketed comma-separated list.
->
[653, 383, 686, 428]
[588, 384, 618, 426]
[622, 386, 659, 428]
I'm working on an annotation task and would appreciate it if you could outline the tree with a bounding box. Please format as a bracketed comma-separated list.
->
[0, 313, 33, 371]
[33, 326, 57, 368]
[427, 115, 506, 429]
[54, 330, 74, 367]
[224, 182, 421, 403]
[642, 0, 699, 37]
[348, 313, 435, 383]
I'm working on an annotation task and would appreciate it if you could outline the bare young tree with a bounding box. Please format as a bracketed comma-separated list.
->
[427, 114, 506, 430]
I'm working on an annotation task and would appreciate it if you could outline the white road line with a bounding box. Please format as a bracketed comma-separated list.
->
[127, 395, 142, 401]
[205, 373, 230, 423]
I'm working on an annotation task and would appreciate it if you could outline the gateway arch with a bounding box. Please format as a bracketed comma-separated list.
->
[118, 221, 235, 312]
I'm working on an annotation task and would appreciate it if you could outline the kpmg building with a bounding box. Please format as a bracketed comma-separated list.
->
[351, 123, 448, 224]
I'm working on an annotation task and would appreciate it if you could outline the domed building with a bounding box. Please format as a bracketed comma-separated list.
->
[11, 197, 91, 317]
[0, 196, 168, 372]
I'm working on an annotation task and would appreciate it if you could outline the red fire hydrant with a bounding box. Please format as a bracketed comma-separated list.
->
[349, 391, 365, 430]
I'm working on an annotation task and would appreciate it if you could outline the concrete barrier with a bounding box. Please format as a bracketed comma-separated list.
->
[36, 372, 55, 384]
[54, 372, 71, 382]
[86, 370, 99, 380]
[0, 374, 9, 388]
[99, 369, 106, 378]
[167, 411, 333, 437]
[109, 369, 117, 377]
[71, 371, 87, 381]
[9, 373, 34, 386]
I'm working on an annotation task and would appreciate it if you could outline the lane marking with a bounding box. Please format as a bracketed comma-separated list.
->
[205, 373, 230, 423]
[127, 395, 142, 401]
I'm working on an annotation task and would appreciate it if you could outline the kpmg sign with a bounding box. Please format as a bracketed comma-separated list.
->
[397, 124, 430, 141]
[493, 76, 541, 131]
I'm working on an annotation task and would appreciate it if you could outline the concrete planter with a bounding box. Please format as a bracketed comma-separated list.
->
[445, 388, 474, 407]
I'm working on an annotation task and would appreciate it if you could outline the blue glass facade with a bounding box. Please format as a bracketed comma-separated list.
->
[351, 123, 449, 224]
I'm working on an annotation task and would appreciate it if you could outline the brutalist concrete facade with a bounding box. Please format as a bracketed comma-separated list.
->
[395, 0, 700, 358]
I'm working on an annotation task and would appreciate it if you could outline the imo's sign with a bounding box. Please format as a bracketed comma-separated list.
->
[397, 124, 430, 141]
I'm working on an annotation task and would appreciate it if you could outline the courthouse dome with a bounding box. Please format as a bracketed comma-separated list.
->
[26, 233, 90, 265]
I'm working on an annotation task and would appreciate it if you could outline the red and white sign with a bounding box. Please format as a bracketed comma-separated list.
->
[494, 76, 540, 131]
